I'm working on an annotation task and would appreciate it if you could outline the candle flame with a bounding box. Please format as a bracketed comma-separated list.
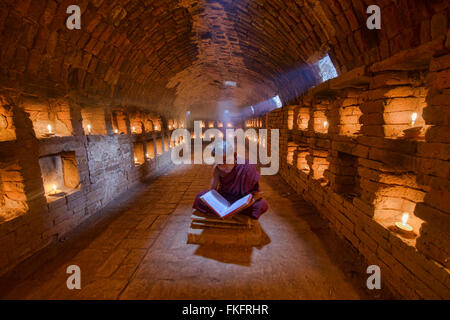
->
[134, 157, 138, 163]
[402, 213, 409, 226]
[47, 124, 52, 133]
[411, 112, 418, 126]
[323, 120, 328, 128]
[114, 129, 118, 134]
[87, 124, 91, 133]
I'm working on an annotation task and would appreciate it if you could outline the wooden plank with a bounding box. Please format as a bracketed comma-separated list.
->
[186, 223, 264, 246]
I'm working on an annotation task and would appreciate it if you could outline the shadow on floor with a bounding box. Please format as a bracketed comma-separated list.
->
[192, 225, 271, 266]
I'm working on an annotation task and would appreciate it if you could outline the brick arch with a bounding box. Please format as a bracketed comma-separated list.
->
[0, 0, 446, 118]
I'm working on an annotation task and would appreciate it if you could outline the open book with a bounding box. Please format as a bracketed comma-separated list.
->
[200, 190, 253, 219]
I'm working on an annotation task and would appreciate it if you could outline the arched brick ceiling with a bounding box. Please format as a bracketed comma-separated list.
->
[0, 0, 446, 119]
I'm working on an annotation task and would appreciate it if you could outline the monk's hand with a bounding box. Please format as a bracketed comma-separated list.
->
[251, 191, 264, 201]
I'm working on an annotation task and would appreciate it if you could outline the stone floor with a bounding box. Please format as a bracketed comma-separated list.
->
[0, 164, 388, 299]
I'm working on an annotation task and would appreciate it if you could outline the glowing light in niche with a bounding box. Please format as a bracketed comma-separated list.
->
[395, 213, 413, 232]
[47, 124, 52, 134]
[87, 124, 92, 134]
[411, 112, 418, 126]
[323, 120, 328, 129]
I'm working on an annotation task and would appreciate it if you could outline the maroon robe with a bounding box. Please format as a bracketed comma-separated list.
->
[193, 159, 269, 219]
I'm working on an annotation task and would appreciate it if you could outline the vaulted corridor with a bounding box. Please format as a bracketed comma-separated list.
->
[0, 0, 449, 301]
[0, 163, 382, 299]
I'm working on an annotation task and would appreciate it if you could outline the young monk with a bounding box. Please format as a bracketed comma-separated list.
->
[193, 141, 269, 219]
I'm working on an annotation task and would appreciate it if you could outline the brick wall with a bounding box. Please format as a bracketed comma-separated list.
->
[0, 94, 177, 276]
[255, 39, 450, 299]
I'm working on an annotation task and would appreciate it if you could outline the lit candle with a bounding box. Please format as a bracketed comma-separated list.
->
[323, 120, 328, 129]
[395, 213, 413, 232]
[87, 124, 92, 133]
[411, 112, 418, 126]
[134, 157, 138, 163]
[155, 126, 158, 131]
[132, 126, 136, 133]
[52, 184, 57, 193]
[114, 129, 119, 134]
[145, 153, 150, 158]
[47, 124, 52, 134]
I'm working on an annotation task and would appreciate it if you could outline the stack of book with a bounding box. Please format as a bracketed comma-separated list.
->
[190, 210, 255, 230]
[187, 190, 263, 246]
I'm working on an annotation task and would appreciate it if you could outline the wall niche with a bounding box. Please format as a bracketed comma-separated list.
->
[287, 109, 294, 130]
[81, 106, 107, 135]
[112, 109, 128, 134]
[333, 152, 361, 200]
[38, 152, 80, 200]
[307, 149, 329, 185]
[313, 108, 329, 134]
[287, 141, 298, 166]
[296, 146, 310, 174]
[0, 162, 28, 223]
[133, 142, 145, 165]
[146, 140, 156, 160]
[383, 87, 429, 140]
[296, 107, 310, 130]
[370, 172, 427, 242]
[23, 98, 73, 139]
[155, 138, 163, 156]
[0, 99, 16, 141]
[337, 97, 362, 137]
[144, 118, 154, 133]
